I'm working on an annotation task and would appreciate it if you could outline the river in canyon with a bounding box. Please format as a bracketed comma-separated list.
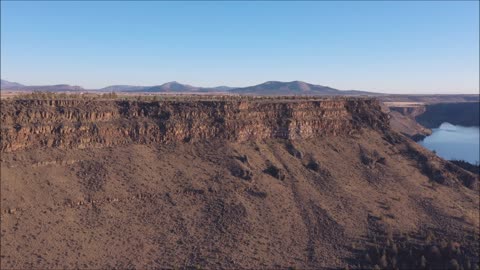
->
[419, 122, 480, 164]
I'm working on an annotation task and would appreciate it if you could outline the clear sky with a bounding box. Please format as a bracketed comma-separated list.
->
[1, 1, 479, 94]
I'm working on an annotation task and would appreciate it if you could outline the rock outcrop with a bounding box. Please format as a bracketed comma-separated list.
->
[1, 98, 388, 152]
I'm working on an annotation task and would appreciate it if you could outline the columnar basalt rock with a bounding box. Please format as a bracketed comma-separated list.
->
[0, 98, 389, 152]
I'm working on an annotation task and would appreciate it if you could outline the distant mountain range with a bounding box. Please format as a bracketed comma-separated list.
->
[1, 80, 25, 89]
[1, 80, 84, 92]
[101, 81, 237, 93]
[1, 79, 377, 96]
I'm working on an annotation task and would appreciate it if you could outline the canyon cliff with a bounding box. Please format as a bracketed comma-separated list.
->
[1, 98, 387, 152]
[416, 102, 480, 128]
[1, 97, 478, 269]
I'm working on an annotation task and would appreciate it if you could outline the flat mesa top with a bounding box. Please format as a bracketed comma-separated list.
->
[1, 93, 375, 103]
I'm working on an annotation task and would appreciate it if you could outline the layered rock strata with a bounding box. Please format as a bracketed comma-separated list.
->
[1, 98, 388, 152]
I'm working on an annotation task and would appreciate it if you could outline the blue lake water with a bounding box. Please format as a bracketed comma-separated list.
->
[419, 123, 479, 164]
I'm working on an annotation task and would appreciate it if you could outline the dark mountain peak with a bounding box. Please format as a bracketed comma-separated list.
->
[1, 79, 25, 89]
[289, 80, 308, 84]
[161, 81, 180, 86]
[286, 81, 312, 91]
[142, 81, 199, 92]
[1, 80, 84, 92]
[264, 81, 281, 84]
[230, 80, 340, 95]
[159, 81, 191, 90]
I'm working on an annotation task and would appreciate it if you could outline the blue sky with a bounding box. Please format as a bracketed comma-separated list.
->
[1, 1, 478, 93]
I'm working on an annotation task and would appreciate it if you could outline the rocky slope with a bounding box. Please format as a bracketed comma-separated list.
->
[385, 104, 432, 140]
[1, 97, 478, 269]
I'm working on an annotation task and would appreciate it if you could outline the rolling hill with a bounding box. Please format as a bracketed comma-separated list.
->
[1, 80, 84, 92]
[229, 81, 377, 96]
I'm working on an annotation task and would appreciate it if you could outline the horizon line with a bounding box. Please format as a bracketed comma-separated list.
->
[2, 78, 479, 95]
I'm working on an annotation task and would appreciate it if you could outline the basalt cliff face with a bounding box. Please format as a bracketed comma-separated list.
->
[416, 102, 480, 128]
[1, 97, 478, 270]
[1, 98, 388, 152]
